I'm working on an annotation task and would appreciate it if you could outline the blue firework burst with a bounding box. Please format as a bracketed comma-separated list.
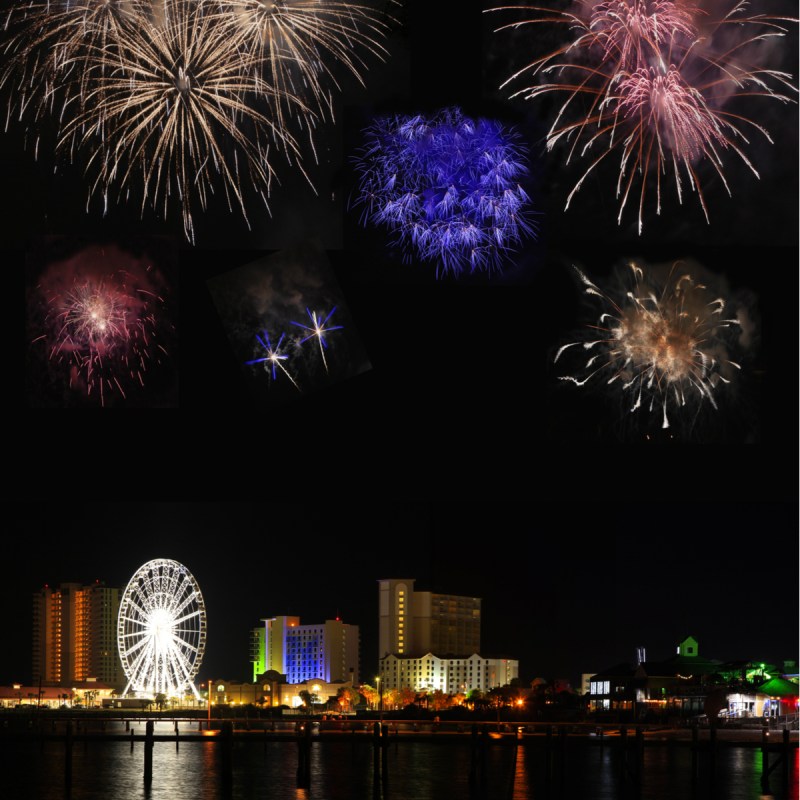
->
[353, 108, 536, 277]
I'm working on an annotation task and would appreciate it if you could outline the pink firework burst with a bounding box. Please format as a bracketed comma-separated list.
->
[32, 245, 172, 407]
[487, 0, 798, 232]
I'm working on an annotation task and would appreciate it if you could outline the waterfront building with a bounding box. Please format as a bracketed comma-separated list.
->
[252, 616, 359, 685]
[0, 680, 116, 709]
[379, 652, 519, 693]
[588, 636, 799, 719]
[32, 581, 124, 688]
[208, 676, 355, 710]
[378, 577, 519, 693]
[378, 578, 480, 659]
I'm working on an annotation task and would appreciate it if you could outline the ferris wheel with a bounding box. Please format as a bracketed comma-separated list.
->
[118, 558, 206, 699]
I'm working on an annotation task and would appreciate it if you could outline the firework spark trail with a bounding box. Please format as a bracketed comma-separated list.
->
[245, 330, 301, 390]
[290, 306, 343, 373]
[210, 0, 398, 128]
[555, 261, 745, 431]
[353, 107, 536, 276]
[487, 1, 798, 232]
[1, 0, 150, 132]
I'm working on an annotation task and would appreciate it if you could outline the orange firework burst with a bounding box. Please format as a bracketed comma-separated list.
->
[555, 260, 746, 431]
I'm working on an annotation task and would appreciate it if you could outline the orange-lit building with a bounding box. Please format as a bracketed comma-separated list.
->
[32, 581, 124, 688]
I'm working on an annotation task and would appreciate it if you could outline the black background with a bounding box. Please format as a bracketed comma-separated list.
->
[4, 0, 798, 498]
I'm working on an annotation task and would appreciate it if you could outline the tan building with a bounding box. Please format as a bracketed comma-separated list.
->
[32, 581, 124, 688]
[378, 578, 481, 660]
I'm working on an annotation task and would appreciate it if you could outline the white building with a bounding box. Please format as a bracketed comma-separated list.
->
[379, 652, 519, 693]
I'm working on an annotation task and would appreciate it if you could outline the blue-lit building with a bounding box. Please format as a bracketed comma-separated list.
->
[254, 616, 359, 685]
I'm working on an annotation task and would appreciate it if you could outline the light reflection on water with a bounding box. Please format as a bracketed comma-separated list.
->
[0, 721, 796, 800]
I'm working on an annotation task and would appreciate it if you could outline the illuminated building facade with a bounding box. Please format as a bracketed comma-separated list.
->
[250, 626, 266, 682]
[379, 652, 519, 693]
[587, 636, 798, 719]
[378, 578, 481, 660]
[378, 578, 517, 693]
[32, 581, 123, 687]
[256, 616, 359, 685]
[209, 677, 355, 709]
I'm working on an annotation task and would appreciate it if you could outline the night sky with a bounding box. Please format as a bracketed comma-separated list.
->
[2, 502, 796, 690]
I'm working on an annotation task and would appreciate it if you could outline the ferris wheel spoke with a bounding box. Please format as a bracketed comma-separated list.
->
[171, 644, 198, 688]
[120, 630, 150, 639]
[127, 636, 156, 688]
[122, 594, 150, 619]
[171, 589, 200, 618]
[120, 634, 151, 658]
[130, 584, 156, 615]
[165, 568, 182, 608]
[169, 634, 200, 655]
[171, 608, 203, 626]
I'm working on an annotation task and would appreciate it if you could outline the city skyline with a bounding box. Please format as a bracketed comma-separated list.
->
[1, 502, 797, 690]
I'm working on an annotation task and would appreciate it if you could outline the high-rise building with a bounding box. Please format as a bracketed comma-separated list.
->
[378, 578, 519, 693]
[254, 616, 359, 685]
[32, 581, 124, 687]
[378, 578, 481, 660]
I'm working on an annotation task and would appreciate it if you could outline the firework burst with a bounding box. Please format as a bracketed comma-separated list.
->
[28, 242, 174, 406]
[34, 267, 170, 407]
[245, 330, 301, 390]
[291, 306, 343, 372]
[3, 0, 398, 240]
[352, 107, 536, 276]
[58, 0, 314, 242]
[487, 0, 798, 232]
[554, 260, 746, 431]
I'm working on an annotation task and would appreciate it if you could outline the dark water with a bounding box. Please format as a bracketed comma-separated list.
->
[1, 721, 797, 800]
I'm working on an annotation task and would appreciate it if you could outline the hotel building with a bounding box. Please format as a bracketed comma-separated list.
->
[32, 581, 124, 687]
[378, 578, 518, 693]
[251, 616, 359, 685]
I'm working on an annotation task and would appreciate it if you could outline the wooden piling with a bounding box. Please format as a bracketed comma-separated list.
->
[144, 720, 154, 786]
[64, 720, 73, 790]
[782, 729, 790, 785]
[635, 727, 644, 781]
[221, 720, 233, 785]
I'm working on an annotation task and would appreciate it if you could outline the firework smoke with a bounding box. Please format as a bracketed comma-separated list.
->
[487, 1, 798, 233]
